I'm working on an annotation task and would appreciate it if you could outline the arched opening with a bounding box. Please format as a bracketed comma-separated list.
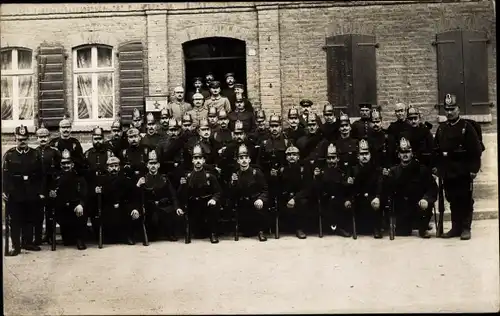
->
[183, 37, 247, 97]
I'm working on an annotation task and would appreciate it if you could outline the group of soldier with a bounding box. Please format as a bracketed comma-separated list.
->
[2, 71, 484, 257]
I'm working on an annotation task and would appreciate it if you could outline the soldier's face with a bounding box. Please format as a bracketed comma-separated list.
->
[199, 126, 211, 139]
[208, 116, 218, 125]
[226, 76, 235, 85]
[182, 122, 193, 131]
[107, 163, 120, 175]
[61, 161, 73, 172]
[237, 155, 250, 168]
[395, 107, 406, 121]
[324, 112, 335, 123]
[269, 124, 281, 135]
[399, 151, 413, 165]
[194, 80, 202, 89]
[210, 87, 221, 95]
[111, 128, 121, 139]
[147, 161, 159, 174]
[218, 118, 228, 128]
[326, 155, 339, 166]
[232, 131, 245, 142]
[167, 127, 179, 138]
[408, 116, 420, 127]
[193, 156, 205, 169]
[257, 120, 266, 130]
[147, 122, 156, 134]
[16, 135, 28, 148]
[133, 120, 142, 128]
[38, 135, 49, 146]
[193, 97, 204, 108]
[286, 153, 299, 164]
[128, 135, 140, 146]
[174, 90, 184, 101]
[302, 108, 309, 116]
[360, 108, 371, 118]
[93, 135, 104, 148]
[371, 119, 382, 131]
[205, 76, 214, 85]
[160, 116, 169, 127]
[60, 126, 71, 137]
[288, 117, 299, 128]
[445, 107, 459, 121]
[339, 122, 351, 135]
[235, 99, 245, 110]
[358, 151, 371, 164]
[308, 123, 318, 134]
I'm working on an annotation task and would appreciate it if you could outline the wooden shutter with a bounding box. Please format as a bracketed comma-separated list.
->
[435, 31, 464, 115]
[37, 45, 66, 128]
[118, 41, 145, 125]
[462, 30, 490, 116]
[325, 35, 353, 117]
[351, 34, 378, 117]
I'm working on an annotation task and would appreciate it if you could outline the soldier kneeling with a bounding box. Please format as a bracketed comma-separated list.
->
[136, 151, 183, 242]
[179, 144, 222, 243]
[385, 137, 437, 238]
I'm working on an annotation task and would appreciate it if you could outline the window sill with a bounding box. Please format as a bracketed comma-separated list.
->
[71, 119, 115, 132]
[1, 120, 36, 133]
[437, 114, 492, 123]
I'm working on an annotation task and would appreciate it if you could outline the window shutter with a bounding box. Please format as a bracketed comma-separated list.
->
[351, 34, 378, 117]
[435, 31, 464, 116]
[37, 45, 66, 128]
[325, 35, 353, 117]
[462, 30, 490, 116]
[118, 41, 145, 125]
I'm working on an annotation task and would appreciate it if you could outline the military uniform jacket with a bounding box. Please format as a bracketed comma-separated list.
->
[140, 133, 162, 153]
[186, 106, 209, 126]
[168, 100, 192, 120]
[283, 126, 306, 146]
[50, 170, 87, 208]
[2, 147, 43, 202]
[335, 136, 358, 176]
[434, 118, 482, 179]
[221, 139, 258, 170]
[213, 127, 233, 150]
[222, 87, 236, 108]
[297, 132, 328, 163]
[36, 145, 61, 196]
[231, 99, 254, 113]
[248, 128, 270, 146]
[401, 125, 435, 168]
[156, 134, 189, 169]
[49, 136, 85, 173]
[314, 164, 350, 201]
[105, 136, 128, 160]
[179, 168, 221, 203]
[349, 162, 382, 203]
[259, 135, 288, 173]
[121, 145, 149, 179]
[84, 147, 113, 192]
[100, 172, 137, 213]
[231, 167, 268, 203]
[186, 137, 218, 168]
[204, 95, 231, 113]
[351, 118, 373, 140]
[387, 119, 412, 143]
[228, 110, 255, 133]
[280, 163, 311, 203]
[367, 129, 395, 169]
[320, 121, 340, 142]
[142, 173, 180, 212]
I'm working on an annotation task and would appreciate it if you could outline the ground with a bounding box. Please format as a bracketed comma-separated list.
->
[3, 220, 499, 315]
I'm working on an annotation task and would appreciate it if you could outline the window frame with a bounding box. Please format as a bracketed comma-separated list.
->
[72, 45, 116, 125]
[1, 47, 35, 129]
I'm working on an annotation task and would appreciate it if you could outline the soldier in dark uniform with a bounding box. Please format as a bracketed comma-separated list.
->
[131, 108, 146, 136]
[387, 102, 411, 144]
[230, 144, 269, 241]
[299, 99, 314, 129]
[222, 72, 237, 108]
[186, 77, 207, 103]
[279, 145, 310, 238]
[50, 149, 88, 250]
[228, 85, 255, 133]
[402, 106, 435, 169]
[434, 93, 482, 240]
[140, 112, 162, 152]
[181, 113, 198, 141]
[202, 73, 215, 99]
[35, 124, 61, 246]
[179, 144, 222, 243]
[213, 109, 233, 150]
[3, 125, 43, 255]
[385, 137, 437, 238]
[84, 127, 114, 239]
[351, 103, 374, 140]
[158, 107, 173, 139]
[335, 112, 358, 181]
[49, 116, 85, 174]
[313, 143, 353, 237]
[105, 119, 128, 159]
[296, 112, 328, 170]
[367, 109, 396, 173]
[207, 106, 219, 130]
[185, 118, 218, 169]
[136, 150, 182, 242]
[233, 83, 253, 112]
[249, 109, 270, 145]
[121, 127, 149, 183]
[320, 103, 340, 142]
[283, 107, 306, 146]
[347, 139, 384, 238]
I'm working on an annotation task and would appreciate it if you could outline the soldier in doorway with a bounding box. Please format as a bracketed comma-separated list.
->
[168, 86, 192, 120]
[434, 93, 482, 240]
[222, 72, 237, 108]
[228, 86, 255, 133]
[351, 103, 374, 140]
[187, 77, 208, 103]
[283, 107, 306, 146]
[233, 83, 253, 112]
[321, 103, 340, 142]
[140, 112, 162, 153]
[204, 80, 231, 113]
[230, 144, 269, 241]
[3, 125, 44, 255]
[186, 92, 209, 126]
[203, 72, 215, 98]
[49, 116, 85, 175]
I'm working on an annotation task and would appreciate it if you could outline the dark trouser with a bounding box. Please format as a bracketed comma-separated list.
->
[87, 195, 99, 234]
[444, 176, 474, 231]
[279, 195, 306, 232]
[394, 202, 432, 235]
[187, 198, 220, 237]
[144, 205, 178, 241]
[237, 198, 269, 235]
[6, 200, 38, 250]
[100, 206, 129, 243]
[354, 197, 384, 235]
[322, 196, 350, 232]
[56, 202, 87, 244]
[34, 199, 47, 244]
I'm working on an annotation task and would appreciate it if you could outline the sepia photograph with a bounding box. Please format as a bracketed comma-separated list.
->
[1, 1, 498, 314]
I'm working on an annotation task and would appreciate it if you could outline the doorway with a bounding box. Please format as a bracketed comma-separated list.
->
[183, 37, 247, 95]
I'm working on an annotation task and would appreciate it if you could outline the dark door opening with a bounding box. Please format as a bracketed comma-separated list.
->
[183, 37, 247, 98]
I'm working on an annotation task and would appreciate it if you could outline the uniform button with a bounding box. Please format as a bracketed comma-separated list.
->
[135, 171, 140, 175]
[364, 193, 368, 197]
[443, 152, 448, 157]
[331, 195, 335, 199]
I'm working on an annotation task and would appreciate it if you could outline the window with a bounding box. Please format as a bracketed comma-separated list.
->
[1, 48, 34, 124]
[73, 45, 115, 122]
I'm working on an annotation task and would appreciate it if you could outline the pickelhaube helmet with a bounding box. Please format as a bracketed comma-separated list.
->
[192, 144, 204, 158]
[160, 107, 171, 118]
[323, 103, 334, 114]
[111, 119, 121, 130]
[358, 139, 370, 152]
[107, 156, 120, 165]
[285, 145, 300, 155]
[59, 114, 71, 128]
[371, 109, 382, 121]
[255, 109, 266, 122]
[167, 118, 179, 129]
[36, 123, 49, 137]
[443, 93, 458, 109]
[288, 107, 300, 119]
[307, 112, 318, 125]
[199, 118, 210, 129]
[148, 150, 158, 163]
[237, 144, 249, 157]
[269, 113, 281, 126]
[146, 112, 155, 124]
[132, 108, 142, 121]
[15, 124, 29, 137]
[126, 127, 140, 137]
[399, 137, 412, 153]
[327, 143, 337, 156]
[233, 120, 244, 133]
[208, 106, 218, 117]
[218, 108, 228, 119]
[61, 149, 72, 162]
[92, 126, 104, 137]
[407, 106, 420, 118]
[339, 111, 350, 123]
[182, 113, 193, 123]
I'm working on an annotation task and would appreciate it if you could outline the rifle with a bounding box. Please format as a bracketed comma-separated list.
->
[351, 203, 357, 240]
[96, 155, 103, 249]
[388, 197, 395, 240]
[184, 203, 190, 244]
[270, 149, 280, 239]
[140, 187, 149, 246]
[234, 199, 239, 241]
[4, 203, 10, 256]
[437, 175, 445, 237]
[50, 199, 56, 251]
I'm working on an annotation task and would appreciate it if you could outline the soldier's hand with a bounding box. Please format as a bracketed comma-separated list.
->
[314, 167, 321, 177]
[418, 199, 428, 210]
[470, 172, 477, 180]
[270, 169, 278, 177]
[347, 177, 354, 185]
[49, 190, 57, 198]
[114, 203, 119, 209]
[136, 177, 146, 187]
[2, 193, 8, 202]
[344, 200, 352, 209]
[231, 173, 238, 182]
[180, 177, 187, 185]
[207, 199, 217, 206]
[131, 209, 140, 220]
[176, 208, 184, 216]
[39, 194, 45, 200]
[74, 204, 84, 217]
[95, 186, 102, 194]
[254, 199, 264, 210]
[287, 198, 295, 208]
[382, 168, 390, 176]
[371, 197, 380, 210]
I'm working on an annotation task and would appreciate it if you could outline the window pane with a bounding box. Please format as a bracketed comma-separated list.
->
[18, 75, 33, 98]
[98, 96, 113, 119]
[19, 98, 34, 120]
[1, 77, 13, 98]
[1, 99, 13, 120]
[76, 74, 92, 97]
[18, 49, 32, 70]
[76, 47, 92, 68]
[98, 73, 113, 95]
[97, 47, 112, 68]
[1, 50, 12, 70]
[77, 97, 92, 119]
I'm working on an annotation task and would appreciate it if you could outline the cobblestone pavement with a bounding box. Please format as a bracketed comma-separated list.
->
[3, 220, 499, 315]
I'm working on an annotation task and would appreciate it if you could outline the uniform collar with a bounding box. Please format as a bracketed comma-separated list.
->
[16, 147, 29, 154]
[211, 95, 221, 101]
[448, 117, 461, 126]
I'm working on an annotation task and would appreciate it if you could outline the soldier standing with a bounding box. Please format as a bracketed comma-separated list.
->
[3, 125, 43, 256]
[347, 139, 384, 238]
[121, 127, 149, 182]
[232, 83, 253, 112]
[385, 137, 437, 238]
[207, 106, 219, 130]
[136, 151, 182, 242]
[49, 116, 85, 174]
[351, 103, 374, 140]
[105, 119, 128, 159]
[35, 124, 61, 245]
[181, 113, 197, 140]
[185, 118, 218, 169]
[434, 94, 482, 240]
[402, 106, 435, 169]
[186, 77, 207, 103]
[203, 73, 215, 98]
[222, 72, 237, 108]
[320, 103, 340, 142]
[283, 107, 306, 146]
[249, 109, 270, 145]
[186, 92, 209, 126]
[168, 86, 192, 120]
[387, 102, 411, 143]
[296, 112, 328, 169]
[213, 109, 233, 149]
[157, 108, 173, 138]
[299, 99, 314, 129]
[367, 109, 396, 173]
[179, 144, 222, 243]
[131, 108, 146, 136]
[50, 149, 88, 250]
[230, 144, 269, 241]
[140, 112, 162, 152]
[334, 112, 358, 180]
[228, 87, 255, 133]
[204, 81, 231, 113]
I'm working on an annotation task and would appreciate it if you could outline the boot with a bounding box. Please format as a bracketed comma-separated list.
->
[296, 229, 307, 239]
[167, 235, 178, 242]
[335, 227, 352, 238]
[373, 229, 383, 239]
[460, 229, 471, 240]
[418, 229, 431, 239]
[210, 233, 219, 244]
[23, 244, 42, 251]
[258, 231, 267, 242]
[441, 227, 461, 238]
[7, 248, 21, 257]
[126, 236, 136, 245]
[76, 239, 87, 250]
